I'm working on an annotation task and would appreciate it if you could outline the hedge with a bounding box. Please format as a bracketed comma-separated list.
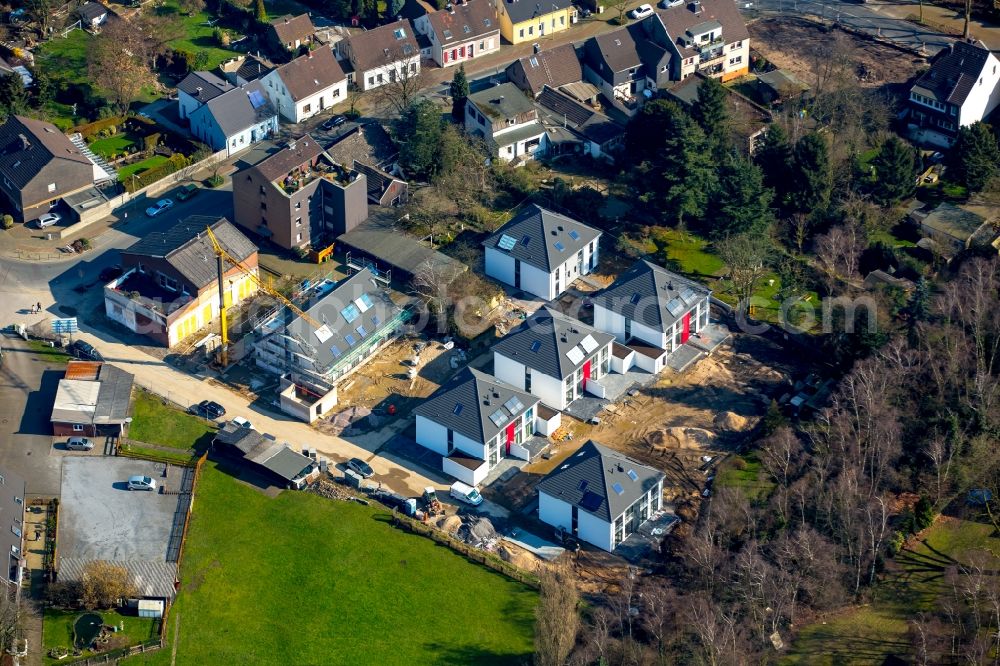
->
[124, 154, 192, 193]
[74, 115, 127, 140]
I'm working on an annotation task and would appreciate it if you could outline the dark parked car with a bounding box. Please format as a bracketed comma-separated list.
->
[98, 265, 123, 283]
[191, 400, 226, 419]
[347, 457, 374, 478]
[68, 340, 104, 362]
[321, 115, 347, 131]
[176, 184, 199, 201]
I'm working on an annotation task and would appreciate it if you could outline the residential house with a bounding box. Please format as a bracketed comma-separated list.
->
[465, 82, 547, 161]
[483, 203, 601, 300]
[254, 268, 409, 422]
[335, 19, 421, 92]
[414, 367, 545, 485]
[863, 270, 916, 293]
[219, 54, 276, 86]
[50, 361, 134, 437]
[213, 422, 318, 489]
[505, 43, 583, 97]
[657, 0, 750, 82]
[232, 135, 368, 251]
[267, 14, 316, 53]
[0, 115, 99, 223]
[326, 121, 398, 171]
[495, 0, 575, 45]
[414, 0, 500, 67]
[78, 1, 108, 28]
[177, 71, 278, 156]
[908, 39, 1000, 141]
[535, 85, 624, 160]
[537, 440, 664, 552]
[104, 216, 259, 348]
[592, 259, 711, 373]
[493, 306, 615, 410]
[582, 15, 672, 114]
[665, 73, 769, 155]
[352, 160, 408, 207]
[911, 202, 1000, 255]
[0, 468, 26, 595]
[261, 46, 347, 123]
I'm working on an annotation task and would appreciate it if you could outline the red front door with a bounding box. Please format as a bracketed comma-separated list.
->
[681, 312, 691, 344]
[582, 360, 591, 390]
[505, 422, 515, 455]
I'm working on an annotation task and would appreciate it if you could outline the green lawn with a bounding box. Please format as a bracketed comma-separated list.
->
[43, 609, 158, 665]
[128, 390, 215, 451]
[36, 29, 90, 86]
[653, 228, 726, 278]
[124, 463, 537, 665]
[27, 340, 70, 363]
[117, 156, 170, 182]
[89, 134, 140, 160]
[715, 451, 775, 501]
[784, 518, 1000, 665]
[158, 2, 240, 70]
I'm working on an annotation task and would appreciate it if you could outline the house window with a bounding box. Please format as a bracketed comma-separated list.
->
[528, 25, 533, 35]
[377, 73, 384, 83]
[564, 376, 574, 404]
[303, 103, 312, 113]
[260, 202, 267, 211]
[295, 217, 302, 227]
[295, 201, 302, 210]
[72, 424, 84, 432]
[47, 183, 56, 193]
[296, 232, 302, 243]
[334, 88, 341, 98]
[560, 15, 564, 24]
[519, 28, 524, 38]
[368, 76, 375, 85]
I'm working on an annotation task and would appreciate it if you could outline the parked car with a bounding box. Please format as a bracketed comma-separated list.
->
[68, 340, 103, 362]
[321, 115, 347, 130]
[450, 481, 483, 506]
[98, 265, 123, 283]
[176, 184, 198, 201]
[657, 0, 683, 7]
[347, 457, 374, 478]
[127, 475, 156, 491]
[628, 3, 654, 18]
[66, 437, 94, 451]
[36, 212, 61, 229]
[700, 455, 713, 463]
[231, 416, 254, 430]
[145, 199, 174, 217]
[191, 400, 226, 419]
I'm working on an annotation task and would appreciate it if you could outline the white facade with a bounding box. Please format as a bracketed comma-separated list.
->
[484, 236, 600, 300]
[262, 71, 347, 123]
[413, 13, 500, 67]
[594, 295, 709, 354]
[960, 51, 1000, 127]
[177, 90, 202, 122]
[356, 56, 421, 92]
[494, 343, 612, 410]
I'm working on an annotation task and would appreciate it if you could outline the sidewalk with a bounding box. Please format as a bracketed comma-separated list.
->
[875, 1, 1000, 49]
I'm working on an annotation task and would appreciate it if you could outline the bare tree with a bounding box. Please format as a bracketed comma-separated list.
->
[89, 19, 158, 113]
[716, 232, 773, 319]
[814, 223, 863, 293]
[610, 0, 630, 25]
[370, 54, 427, 116]
[81, 561, 137, 609]
[0, 585, 20, 655]
[534, 567, 580, 666]
[410, 259, 464, 335]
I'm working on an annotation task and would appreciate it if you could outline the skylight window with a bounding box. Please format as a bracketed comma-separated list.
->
[665, 298, 685, 317]
[579, 334, 598, 354]
[393, 27, 407, 39]
[566, 346, 585, 365]
[627, 469, 639, 482]
[503, 395, 525, 415]
[554, 241, 566, 252]
[489, 409, 508, 427]
[630, 292, 642, 304]
[443, 29, 453, 39]
[529, 56, 539, 68]
[330, 344, 343, 358]
[248, 89, 267, 109]
[355, 294, 373, 313]
[356, 325, 367, 338]
[521, 234, 531, 246]
[371, 314, 381, 326]
[463, 24, 472, 33]
[679, 286, 698, 304]
[454, 403, 464, 416]
[341, 304, 361, 323]
[530, 340, 541, 352]
[569, 229, 580, 241]
[484, 18, 491, 26]
[345, 333, 356, 346]
[612, 482, 625, 495]
[497, 234, 518, 251]
[402, 44, 414, 55]
[314, 325, 333, 343]
[578, 479, 588, 491]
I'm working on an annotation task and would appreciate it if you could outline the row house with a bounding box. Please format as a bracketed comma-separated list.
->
[261, 46, 347, 123]
[335, 20, 421, 92]
[496, 0, 575, 44]
[414, 0, 500, 67]
[177, 71, 277, 156]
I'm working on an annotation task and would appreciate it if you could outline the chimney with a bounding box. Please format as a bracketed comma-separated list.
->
[17, 133, 29, 150]
[196, 86, 203, 99]
[689, 0, 701, 12]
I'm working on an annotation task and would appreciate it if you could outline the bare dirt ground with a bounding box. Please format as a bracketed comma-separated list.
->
[748, 17, 928, 90]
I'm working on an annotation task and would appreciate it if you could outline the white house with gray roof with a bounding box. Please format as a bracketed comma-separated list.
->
[537, 440, 664, 552]
[593, 260, 711, 373]
[414, 367, 547, 485]
[177, 71, 278, 156]
[465, 82, 547, 161]
[493, 306, 615, 410]
[483, 204, 601, 300]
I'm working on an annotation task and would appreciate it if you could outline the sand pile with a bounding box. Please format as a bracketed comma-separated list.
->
[715, 411, 750, 431]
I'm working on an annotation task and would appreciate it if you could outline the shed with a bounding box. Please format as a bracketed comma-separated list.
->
[138, 599, 164, 618]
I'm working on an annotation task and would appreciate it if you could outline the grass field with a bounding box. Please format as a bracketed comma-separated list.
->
[117, 156, 170, 182]
[89, 134, 140, 160]
[128, 390, 215, 451]
[715, 451, 775, 501]
[654, 228, 726, 278]
[156, 2, 240, 70]
[43, 609, 158, 665]
[783, 517, 1000, 665]
[27, 340, 70, 363]
[124, 463, 537, 666]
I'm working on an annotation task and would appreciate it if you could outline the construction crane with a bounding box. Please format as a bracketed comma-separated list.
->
[205, 225, 322, 366]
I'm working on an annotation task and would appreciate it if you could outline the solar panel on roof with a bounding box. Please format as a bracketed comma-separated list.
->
[497, 234, 518, 251]
[345, 333, 356, 346]
[665, 298, 685, 317]
[679, 286, 698, 304]
[554, 241, 566, 252]
[489, 409, 508, 427]
[503, 395, 524, 415]
[341, 303, 361, 323]
[330, 344, 343, 358]
[579, 334, 598, 354]
[612, 482, 625, 495]
[566, 346, 585, 365]
[247, 89, 267, 109]
[529, 56, 539, 67]
[579, 490, 603, 512]
[356, 293, 374, 312]
[569, 229, 580, 241]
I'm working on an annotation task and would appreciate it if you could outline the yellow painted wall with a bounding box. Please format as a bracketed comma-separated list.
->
[166, 271, 259, 347]
[499, 8, 573, 44]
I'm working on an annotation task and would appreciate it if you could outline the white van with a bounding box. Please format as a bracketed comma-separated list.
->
[450, 481, 483, 506]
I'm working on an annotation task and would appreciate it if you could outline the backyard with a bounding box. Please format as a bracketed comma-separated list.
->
[124, 463, 538, 665]
[43, 609, 158, 665]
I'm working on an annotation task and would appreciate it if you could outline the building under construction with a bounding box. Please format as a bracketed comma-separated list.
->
[254, 268, 410, 422]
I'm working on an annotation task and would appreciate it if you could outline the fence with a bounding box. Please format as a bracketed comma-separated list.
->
[58, 638, 164, 665]
[116, 440, 200, 467]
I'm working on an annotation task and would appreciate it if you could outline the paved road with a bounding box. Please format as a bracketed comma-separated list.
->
[751, 0, 953, 54]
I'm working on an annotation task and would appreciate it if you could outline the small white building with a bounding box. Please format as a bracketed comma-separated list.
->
[261, 46, 347, 123]
[483, 204, 601, 301]
[414, 367, 551, 486]
[176, 72, 278, 157]
[593, 260, 711, 373]
[413, 0, 500, 68]
[465, 82, 547, 162]
[493, 306, 615, 411]
[537, 440, 664, 552]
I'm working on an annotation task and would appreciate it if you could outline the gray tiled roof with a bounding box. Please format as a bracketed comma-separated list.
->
[501, 0, 574, 25]
[203, 80, 276, 138]
[78, 2, 107, 21]
[0, 115, 91, 190]
[93, 364, 134, 424]
[234, 54, 275, 82]
[468, 82, 535, 119]
[124, 216, 258, 290]
[177, 71, 233, 103]
[214, 421, 266, 455]
[493, 306, 614, 380]
[482, 203, 600, 272]
[912, 40, 991, 106]
[536, 86, 624, 146]
[415, 367, 538, 444]
[58, 559, 178, 600]
[252, 445, 313, 481]
[594, 259, 711, 332]
[537, 440, 663, 522]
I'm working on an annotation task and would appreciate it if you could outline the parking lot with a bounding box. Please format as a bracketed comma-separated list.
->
[59, 457, 179, 562]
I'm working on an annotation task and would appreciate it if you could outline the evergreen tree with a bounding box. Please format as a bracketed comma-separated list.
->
[449, 65, 469, 122]
[389, 0, 405, 15]
[692, 76, 729, 157]
[946, 121, 1000, 192]
[755, 123, 792, 206]
[909, 276, 931, 322]
[707, 154, 775, 239]
[871, 136, 917, 205]
[255, 0, 268, 23]
[788, 132, 831, 214]
[0, 74, 27, 122]
[397, 100, 443, 180]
